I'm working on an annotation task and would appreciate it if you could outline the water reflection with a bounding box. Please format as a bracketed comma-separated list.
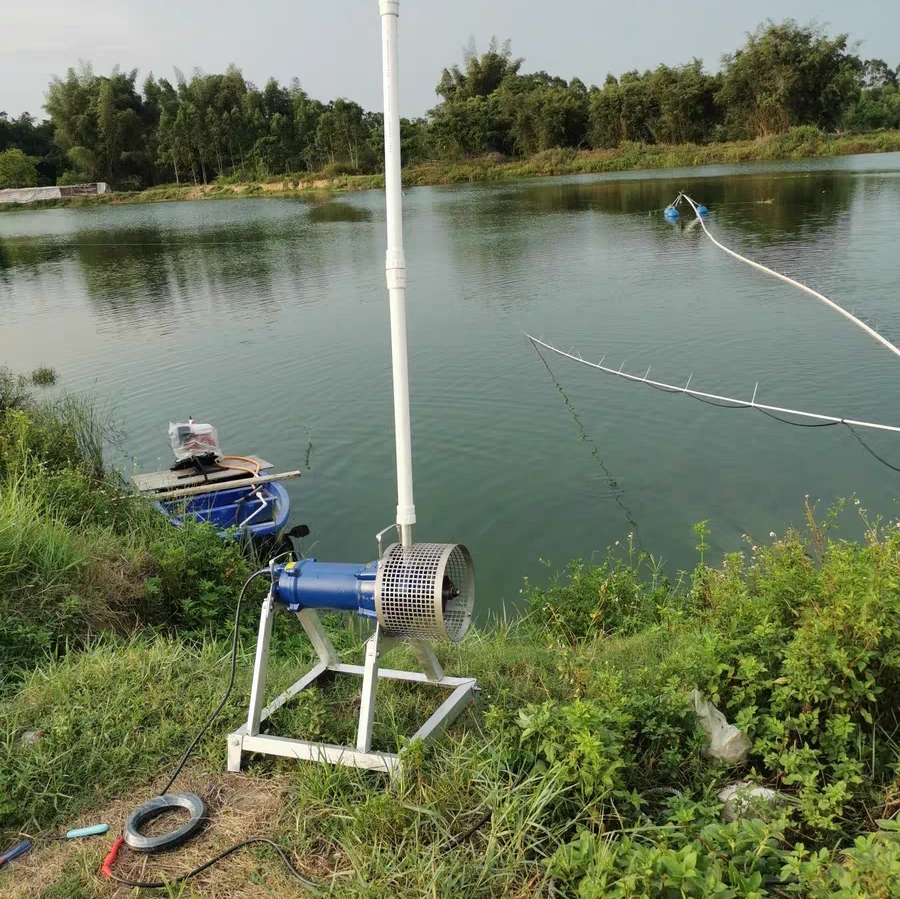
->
[0, 237, 69, 281]
[0, 211, 354, 325]
[515, 171, 858, 243]
[306, 201, 372, 223]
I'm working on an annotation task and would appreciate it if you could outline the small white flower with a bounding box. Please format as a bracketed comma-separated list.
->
[769, 532, 776, 538]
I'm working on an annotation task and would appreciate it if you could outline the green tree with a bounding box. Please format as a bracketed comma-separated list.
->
[849, 83, 900, 131]
[862, 59, 898, 89]
[717, 20, 862, 137]
[436, 37, 523, 103]
[45, 63, 156, 187]
[314, 98, 374, 171]
[497, 75, 589, 155]
[646, 61, 721, 144]
[587, 71, 661, 147]
[0, 148, 39, 188]
[429, 95, 508, 157]
[0, 112, 63, 184]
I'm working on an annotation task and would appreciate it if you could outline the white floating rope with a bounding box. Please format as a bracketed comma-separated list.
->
[674, 192, 900, 363]
[525, 334, 900, 436]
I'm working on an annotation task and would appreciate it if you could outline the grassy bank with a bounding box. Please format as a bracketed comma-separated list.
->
[0, 367, 256, 686]
[3, 376, 900, 898]
[3, 127, 900, 213]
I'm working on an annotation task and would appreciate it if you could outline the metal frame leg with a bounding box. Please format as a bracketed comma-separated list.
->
[228, 586, 275, 772]
[410, 639, 444, 683]
[356, 625, 383, 752]
[247, 588, 276, 735]
[297, 609, 339, 666]
[229, 610, 478, 774]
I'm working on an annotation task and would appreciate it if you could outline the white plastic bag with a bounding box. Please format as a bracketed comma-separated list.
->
[168, 422, 220, 463]
[718, 781, 780, 822]
[690, 690, 751, 765]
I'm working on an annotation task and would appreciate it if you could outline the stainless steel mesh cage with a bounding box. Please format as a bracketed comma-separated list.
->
[375, 543, 475, 642]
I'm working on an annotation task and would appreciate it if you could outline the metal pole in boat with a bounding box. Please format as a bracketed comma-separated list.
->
[379, 0, 415, 547]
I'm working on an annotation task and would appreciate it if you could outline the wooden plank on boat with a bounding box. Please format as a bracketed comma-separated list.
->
[151, 470, 301, 501]
[132, 456, 274, 493]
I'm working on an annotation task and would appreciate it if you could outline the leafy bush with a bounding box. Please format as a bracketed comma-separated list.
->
[523, 544, 677, 642]
[0, 366, 32, 411]
[29, 365, 57, 386]
[549, 817, 900, 898]
[322, 161, 361, 178]
[0, 377, 256, 682]
[767, 124, 827, 155]
[525, 503, 900, 843]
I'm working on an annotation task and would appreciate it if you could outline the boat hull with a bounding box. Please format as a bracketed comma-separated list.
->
[155, 481, 290, 541]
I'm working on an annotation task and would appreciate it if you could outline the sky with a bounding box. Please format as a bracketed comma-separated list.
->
[1, 0, 897, 120]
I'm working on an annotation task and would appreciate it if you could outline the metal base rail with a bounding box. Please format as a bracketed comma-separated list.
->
[228, 595, 478, 775]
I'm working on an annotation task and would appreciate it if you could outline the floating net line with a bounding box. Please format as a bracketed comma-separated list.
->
[524, 335, 900, 474]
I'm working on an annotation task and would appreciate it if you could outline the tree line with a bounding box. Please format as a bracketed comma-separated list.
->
[1, 19, 898, 191]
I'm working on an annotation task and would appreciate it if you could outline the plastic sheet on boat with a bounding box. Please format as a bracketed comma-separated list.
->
[168, 422, 220, 462]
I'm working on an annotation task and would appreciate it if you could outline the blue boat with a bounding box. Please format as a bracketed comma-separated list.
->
[155, 480, 291, 541]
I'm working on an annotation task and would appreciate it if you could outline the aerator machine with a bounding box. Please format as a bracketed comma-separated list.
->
[228, 1, 477, 775]
[227, 540, 476, 775]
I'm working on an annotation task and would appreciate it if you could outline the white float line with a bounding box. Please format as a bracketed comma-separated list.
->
[525, 333, 900, 435]
[676, 192, 900, 363]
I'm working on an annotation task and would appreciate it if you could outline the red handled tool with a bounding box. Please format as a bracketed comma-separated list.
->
[100, 837, 124, 878]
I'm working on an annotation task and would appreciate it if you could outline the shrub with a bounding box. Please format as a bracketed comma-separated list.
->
[525, 504, 900, 841]
[0, 376, 257, 682]
[322, 161, 360, 178]
[29, 366, 57, 386]
[524, 545, 679, 642]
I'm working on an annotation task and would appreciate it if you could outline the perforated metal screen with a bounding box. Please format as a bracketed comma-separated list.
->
[375, 543, 474, 642]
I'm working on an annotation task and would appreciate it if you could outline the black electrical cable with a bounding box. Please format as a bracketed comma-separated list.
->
[757, 407, 841, 428]
[160, 567, 270, 795]
[845, 423, 900, 473]
[686, 393, 752, 410]
[644, 382, 686, 395]
[440, 808, 493, 852]
[529, 337, 900, 476]
[109, 568, 322, 894]
[530, 341, 644, 547]
[105, 837, 323, 894]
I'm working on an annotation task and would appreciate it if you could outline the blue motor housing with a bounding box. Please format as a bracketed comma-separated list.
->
[274, 558, 378, 619]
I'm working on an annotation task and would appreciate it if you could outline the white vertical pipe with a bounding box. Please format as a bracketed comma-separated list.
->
[379, 0, 415, 546]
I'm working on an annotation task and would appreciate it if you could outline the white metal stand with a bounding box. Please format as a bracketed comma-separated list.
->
[227, 596, 478, 775]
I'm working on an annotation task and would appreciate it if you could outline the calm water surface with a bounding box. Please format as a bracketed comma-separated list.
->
[2, 153, 899, 614]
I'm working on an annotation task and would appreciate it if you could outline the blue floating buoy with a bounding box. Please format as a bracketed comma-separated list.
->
[697, 204, 709, 217]
[664, 206, 679, 220]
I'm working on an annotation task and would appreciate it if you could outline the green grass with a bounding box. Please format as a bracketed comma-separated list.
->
[3, 376, 900, 897]
[3, 127, 899, 213]
[0, 369, 256, 687]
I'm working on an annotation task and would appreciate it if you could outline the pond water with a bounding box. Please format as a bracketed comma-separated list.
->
[2, 153, 899, 615]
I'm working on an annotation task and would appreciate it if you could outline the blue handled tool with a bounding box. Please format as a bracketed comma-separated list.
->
[0, 840, 31, 868]
[65, 824, 109, 839]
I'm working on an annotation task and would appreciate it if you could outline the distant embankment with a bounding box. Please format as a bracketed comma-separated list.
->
[3, 128, 899, 212]
[0, 182, 109, 205]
